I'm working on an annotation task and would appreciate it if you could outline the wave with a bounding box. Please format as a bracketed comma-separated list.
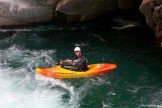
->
[0, 45, 80, 108]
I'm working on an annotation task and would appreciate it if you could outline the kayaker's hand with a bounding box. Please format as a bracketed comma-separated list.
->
[60, 61, 63, 64]
[72, 62, 76, 66]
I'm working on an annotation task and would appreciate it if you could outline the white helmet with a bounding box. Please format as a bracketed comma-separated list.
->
[74, 47, 81, 52]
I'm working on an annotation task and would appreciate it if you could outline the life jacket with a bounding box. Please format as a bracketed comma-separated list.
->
[72, 54, 88, 71]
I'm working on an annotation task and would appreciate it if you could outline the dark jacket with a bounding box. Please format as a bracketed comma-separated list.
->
[72, 54, 88, 71]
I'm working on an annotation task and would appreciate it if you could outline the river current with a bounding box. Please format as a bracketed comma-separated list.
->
[0, 20, 162, 108]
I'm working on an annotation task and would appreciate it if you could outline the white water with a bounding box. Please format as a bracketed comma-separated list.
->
[111, 24, 137, 30]
[111, 18, 141, 30]
[0, 45, 80, 108]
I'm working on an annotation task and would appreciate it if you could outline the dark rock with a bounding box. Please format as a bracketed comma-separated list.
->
[140, 0, 162, 44]
[118, 0, 140, 9]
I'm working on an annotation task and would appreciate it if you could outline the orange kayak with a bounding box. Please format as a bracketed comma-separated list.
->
[36, 64, 117, 78]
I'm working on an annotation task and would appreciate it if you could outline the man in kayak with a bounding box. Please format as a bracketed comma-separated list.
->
[60, 47, 88, 71]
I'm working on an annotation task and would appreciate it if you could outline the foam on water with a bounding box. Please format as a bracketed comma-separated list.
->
[0, 22, 161, 108]
[0, 45, 80, 108]
[111, 24, 137, 30]
[111, 18, 141, 30]
[92, 34, 106, 42]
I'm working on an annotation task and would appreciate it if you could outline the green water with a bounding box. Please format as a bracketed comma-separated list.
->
[0, 21, 162, 108]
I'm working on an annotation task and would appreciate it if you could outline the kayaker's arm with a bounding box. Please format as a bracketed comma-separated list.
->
[61, 57, 77, 63]
[60, 59, 73, 65]
[66, 59, 73, 62]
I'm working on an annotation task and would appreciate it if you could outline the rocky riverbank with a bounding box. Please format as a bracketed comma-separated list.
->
[0, 0, 161, 45]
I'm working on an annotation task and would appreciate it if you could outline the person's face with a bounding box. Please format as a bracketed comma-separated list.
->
[75, 51, 81, 56]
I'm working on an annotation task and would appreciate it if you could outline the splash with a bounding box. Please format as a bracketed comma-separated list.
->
[0, 45, 80, 108]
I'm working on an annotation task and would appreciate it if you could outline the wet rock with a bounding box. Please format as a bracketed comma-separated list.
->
[0, 0, 141, 26]
[55, 0, 112, 22]
[107, 0, 119, 10]
[118, 0, 140, 9]
[54, 0, 140, 22]
[0, 0, 53, 27]
[140, 0, 162, 44]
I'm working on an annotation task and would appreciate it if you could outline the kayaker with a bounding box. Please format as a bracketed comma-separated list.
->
[60, 47, 88, 71]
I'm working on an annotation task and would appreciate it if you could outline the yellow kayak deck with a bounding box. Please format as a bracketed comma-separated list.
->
[36, 64, 117, 78]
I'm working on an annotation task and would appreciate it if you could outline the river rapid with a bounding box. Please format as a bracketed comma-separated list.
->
[0, 21, 162, 108]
